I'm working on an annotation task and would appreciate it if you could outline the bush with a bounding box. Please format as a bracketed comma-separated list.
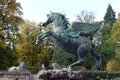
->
[106, 60, 119, 71]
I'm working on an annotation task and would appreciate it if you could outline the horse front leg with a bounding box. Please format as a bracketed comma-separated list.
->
[35, 32, 48, 44]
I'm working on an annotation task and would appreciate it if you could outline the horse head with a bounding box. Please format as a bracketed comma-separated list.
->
[42, 13, 53, 27]
[42, 12, 70, 32]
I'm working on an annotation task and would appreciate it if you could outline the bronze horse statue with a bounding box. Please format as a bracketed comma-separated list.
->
[36, 12, 102, 70]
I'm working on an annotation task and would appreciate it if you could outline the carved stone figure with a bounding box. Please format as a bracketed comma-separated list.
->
[8, 62, 30, 73]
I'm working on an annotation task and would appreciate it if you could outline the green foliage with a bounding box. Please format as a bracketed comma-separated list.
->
[0, 46, 18, 69]
[115, 49, 120, 65]
[97, 23, 116, 69]
[101, 23, 111, 38]
[50, 46, 76, 67]
[97, 40, 116, 69]
[104, 4, 116, 26]
[83, 53, 96, 70]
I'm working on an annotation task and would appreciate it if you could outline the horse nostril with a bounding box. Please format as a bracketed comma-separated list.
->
[42, 23, 47, 27]
[42, 23, 45, 26]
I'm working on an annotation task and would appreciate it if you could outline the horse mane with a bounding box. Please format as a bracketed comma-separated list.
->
[60, 13, 70, 29]
[53, 12, 70, 30]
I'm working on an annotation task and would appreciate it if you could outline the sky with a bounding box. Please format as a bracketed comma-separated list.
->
[16, 0, 120, 22]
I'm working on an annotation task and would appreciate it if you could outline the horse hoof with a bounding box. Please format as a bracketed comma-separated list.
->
[35, 40, 40, 45]
[35, 42, 38, 45]
[96, 63, 102, 70]
[67, 66, 72, 71]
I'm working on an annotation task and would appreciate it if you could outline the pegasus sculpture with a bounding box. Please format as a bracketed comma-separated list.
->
[36, 12, 102, 70]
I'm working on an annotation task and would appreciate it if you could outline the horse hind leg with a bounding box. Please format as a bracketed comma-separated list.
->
[68, 49, 84, 71]
[91, 44, 102, 70]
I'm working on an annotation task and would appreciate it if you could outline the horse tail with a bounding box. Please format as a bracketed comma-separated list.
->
[91, 42, 96, 56]
[91, 42, 101, 60]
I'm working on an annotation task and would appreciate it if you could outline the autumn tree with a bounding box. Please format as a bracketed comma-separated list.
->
[16, 20, 53, 68]
[111, 13, 120, 65]
[0, 0, 23, 69]
[76, 10, 95, 23]
[0, 0, 23, 48]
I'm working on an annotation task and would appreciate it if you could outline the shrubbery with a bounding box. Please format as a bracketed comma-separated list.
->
[106, 60, 119, 71]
